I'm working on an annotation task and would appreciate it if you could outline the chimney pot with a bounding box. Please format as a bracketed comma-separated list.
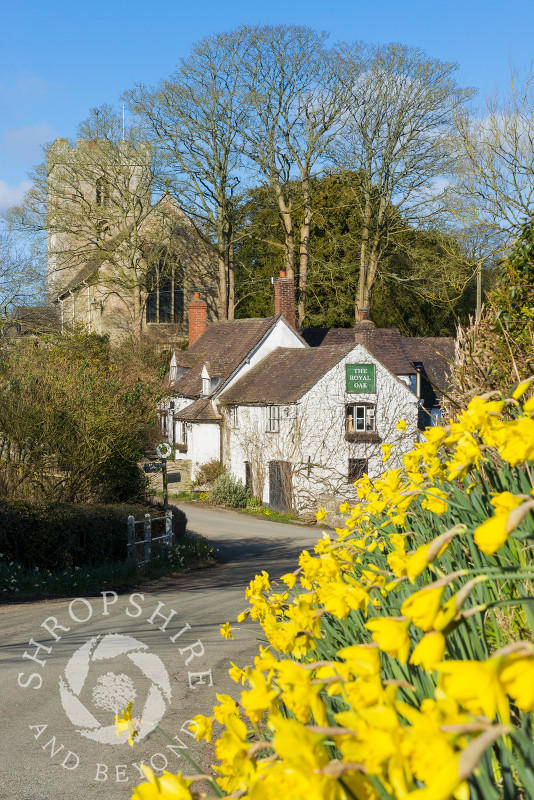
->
[273, 271, 296, 329]
[188, 292, 207, 347]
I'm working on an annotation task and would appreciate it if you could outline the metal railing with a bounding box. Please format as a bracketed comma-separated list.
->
[127, 511, 173, 564]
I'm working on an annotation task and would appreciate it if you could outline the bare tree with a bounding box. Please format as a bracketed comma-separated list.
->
[6, 105, 203, 337]
[127, 31, 251, 320]
[237, 25, 360, 326]
[451, 64, 534, 250]
[331, 43, 474, 321]
[0, 231, 45, 332]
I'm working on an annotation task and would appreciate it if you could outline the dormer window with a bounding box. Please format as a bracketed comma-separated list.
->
[169, 355, 178, 383]
[201, 365, 210, 397]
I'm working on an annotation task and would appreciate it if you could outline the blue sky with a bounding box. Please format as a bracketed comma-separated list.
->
[1, 0, 533, 213]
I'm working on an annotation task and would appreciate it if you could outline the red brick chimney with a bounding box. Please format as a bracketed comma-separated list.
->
[188, 291, 207, 346]
[273, 269, 296, 329]
[354, 307, 375, 346]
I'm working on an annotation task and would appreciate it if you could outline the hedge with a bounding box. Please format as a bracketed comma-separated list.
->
[0, 500, 187, 570]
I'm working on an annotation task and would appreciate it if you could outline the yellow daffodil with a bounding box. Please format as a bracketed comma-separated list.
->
[382, 443, 394, 462]
[188, 713, 214, 742]
[474, 514, 509, 554]
[229, 661, 247, 684]
[500, 652, 534, 712]
[396, 419, 407, 432]
[220, 621, 234, 639]
[513, 377, 534, 400]
[436, 658, 510, 723]
[114, 701, 139, 747]
[401, 585, 445, 631]
[421, 488, 449, 515]
[213, 693, 239, 724]
[131, 765, 194, 800]
[315, 506, 327, 522]
[365, 617, 412, 663]
[409, 631, 446, 669]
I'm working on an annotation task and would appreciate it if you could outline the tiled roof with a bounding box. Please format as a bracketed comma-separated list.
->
[166, 316, 281, 398]
[301, 327, 415, 375]
[402, 337, 455, 396]
[219, 345, 354, 404]
[173, 397, 221, 421]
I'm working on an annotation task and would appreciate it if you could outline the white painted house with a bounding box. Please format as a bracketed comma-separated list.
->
[218, 343, 418, 512]
[160, 272, 454, 512]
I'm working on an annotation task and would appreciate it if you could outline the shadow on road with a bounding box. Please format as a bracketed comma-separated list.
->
[160, 529, 311, 593]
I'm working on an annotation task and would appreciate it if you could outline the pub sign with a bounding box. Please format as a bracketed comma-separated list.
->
[346, 363, 375, 393]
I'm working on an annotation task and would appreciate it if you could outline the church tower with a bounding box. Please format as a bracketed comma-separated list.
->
[46, 137, 216, 343]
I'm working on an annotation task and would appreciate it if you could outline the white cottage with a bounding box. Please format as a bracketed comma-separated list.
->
[218, 343, 418, 512]
[160, 272, 454, 512]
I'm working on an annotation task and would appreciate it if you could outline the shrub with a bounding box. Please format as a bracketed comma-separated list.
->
[194, 459, 225, 487]
[208, 473, 249, 508]
[0, 500, 187, 570]
[0, 332, 161, 504]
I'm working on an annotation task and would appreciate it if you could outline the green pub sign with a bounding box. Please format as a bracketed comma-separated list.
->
[346, 363, 376, 393]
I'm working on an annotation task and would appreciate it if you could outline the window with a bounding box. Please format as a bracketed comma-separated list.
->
[231, 406, 239, 428]
[146, 261, 184, 325]
[176, 421, 188, 447]
[346, 404, 375, 433]
[202, 376, 210, 396]
[266, 406, 280, 433]
[348, 458, 368, 483]
[95, 177, 109, 207]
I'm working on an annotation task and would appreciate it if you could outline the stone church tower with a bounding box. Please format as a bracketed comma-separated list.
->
[47, 137, 216, 344]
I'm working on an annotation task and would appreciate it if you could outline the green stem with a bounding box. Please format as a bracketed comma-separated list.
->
[155, 725, 224, 798]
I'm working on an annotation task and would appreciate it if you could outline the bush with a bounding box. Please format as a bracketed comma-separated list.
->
[208, 473, 249, 508]
[194, 459, 225, 487]
[0, 500, 187, 571]
[0, 332, 161, 504]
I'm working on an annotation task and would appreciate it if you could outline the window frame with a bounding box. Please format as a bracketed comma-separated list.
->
[345, 403, 375, 433]
[231, 406, 239, 429]
[266, 405, 280, 433]
[348, 458, 368, 483]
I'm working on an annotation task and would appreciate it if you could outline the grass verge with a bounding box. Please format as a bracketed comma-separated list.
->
[0, 534, 216, 601]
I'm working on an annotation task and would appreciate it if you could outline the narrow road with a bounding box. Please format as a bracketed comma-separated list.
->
[0, 504, 320, 800]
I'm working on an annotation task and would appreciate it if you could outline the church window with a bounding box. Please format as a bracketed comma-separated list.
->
[146, 261, 184, 324]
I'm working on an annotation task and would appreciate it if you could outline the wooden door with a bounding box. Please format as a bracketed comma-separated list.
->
[269, 461, 292, 513]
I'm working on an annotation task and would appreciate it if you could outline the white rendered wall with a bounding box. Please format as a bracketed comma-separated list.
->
[224, 343, 418, 512]
[188, 423, 221, 480]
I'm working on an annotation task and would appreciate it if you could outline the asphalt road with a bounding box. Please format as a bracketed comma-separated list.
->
[0, 504, 320, 800]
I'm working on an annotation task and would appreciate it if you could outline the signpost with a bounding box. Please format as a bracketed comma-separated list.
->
[346, 364, 376, 393]
[156, 442, 172, 511]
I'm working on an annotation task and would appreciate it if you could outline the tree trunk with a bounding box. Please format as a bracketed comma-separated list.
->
[356, 196, 372, 321]
[217, 211, 228, 320]
[227, 230, 235, 320]
[298, 178, 313, 327]
[134, 283, 143, 338]
[273, 181, 295, 278]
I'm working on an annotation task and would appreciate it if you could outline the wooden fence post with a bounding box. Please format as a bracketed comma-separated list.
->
[144, 513, 152, 562]
[127, 515, 135, 561]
